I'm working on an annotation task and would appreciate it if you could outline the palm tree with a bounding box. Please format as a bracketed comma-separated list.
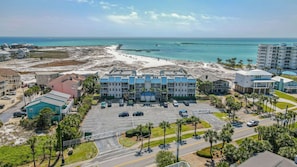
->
[203, 129, 219, 160]
[146, 122, 153, 152]
[136, 124, 144, 154]
[175, 119, 185, 162]
[191, 116, 201, 139]
[254, 126, 265, 140]
[27, 136, 37, 167]
[159, 121, 170, 149]
[250, 93, 258, 112]
[47, 135, 56, 167]
[244, 93, 249, 110]
[219, 123, 234, 149]
[222, 143, 237, 164]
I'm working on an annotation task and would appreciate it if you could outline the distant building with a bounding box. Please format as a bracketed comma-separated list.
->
[238, 151, 297, 167]
[25, 90, 73, 121]
[234, 69, 274, 94]
[35, 72, 59, 86]
[0, 51, 11, 61]
[272, 76, 297, 93]
[0, 76, 7, 96]
[257, 43, 297, 70]
[47, 74, 85, 98]
[198, 74, 230, 94]
[0, 68, 21, 91]
[100, 68, 196, 101]
[16, 48, 30, 59]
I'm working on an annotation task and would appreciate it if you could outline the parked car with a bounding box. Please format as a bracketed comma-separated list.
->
[247, 120, 259, 127]
[133, 111, 144, 116]
[179, 110, 188, 117]
[118, 112, 129, 117]
[119, 99, 124, 107]
[101, 101, 106, 109]
[13, 111, 26, 118]
[107, 101, 112, 107]
[0, 104, 5, 109]
[183, 100, 189, 106]
[6, 91, 16, 95]
[173, 100, 179, 107]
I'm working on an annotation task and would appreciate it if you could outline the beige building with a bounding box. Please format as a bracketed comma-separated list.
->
[35, 72, 59, 86]
[0, 76, 7, 96]
[198, 74, 230, 94]
[0, 68, 21, 92]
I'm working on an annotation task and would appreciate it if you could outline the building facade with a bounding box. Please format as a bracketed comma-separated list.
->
[257, 43, 297, 70]
[25, 90, 73, 121]
[234, 69, 274, 94]
[0, 68, 21, 91]
[100, 68, 196, 101]
[35, 72, 59, 86]
[47, 74, 85, 98]
[272, 76, 297, 93]
[198, 74, 230, 94]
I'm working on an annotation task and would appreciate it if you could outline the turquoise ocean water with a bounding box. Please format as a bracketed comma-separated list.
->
[1, 37, 297, 63]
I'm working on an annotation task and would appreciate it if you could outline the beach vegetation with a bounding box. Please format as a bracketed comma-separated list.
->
[30, 50, 69, 59]
[156, 150, 176, 167]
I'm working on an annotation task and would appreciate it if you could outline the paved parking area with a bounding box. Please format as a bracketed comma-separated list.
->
[81, 102, 221, 135]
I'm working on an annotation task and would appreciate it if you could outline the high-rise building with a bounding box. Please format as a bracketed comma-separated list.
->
[257, 43, 297, 70]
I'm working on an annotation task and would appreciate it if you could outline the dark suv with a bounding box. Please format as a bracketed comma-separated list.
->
[179, 110, 188, 118]
[107, 101, 112, 107]
[119, 99, 124, 107]
[133, 111, 144, 116]
[13, 111, 27, 118]
[118, 112, 129, 117]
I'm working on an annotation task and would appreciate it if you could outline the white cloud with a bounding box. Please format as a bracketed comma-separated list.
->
[76, 0, 94, 4]
[99, 1, 117, 10]
[200, 14, 237, 21]
[107, 12, 139, 24]
[145, 11, 196, 22]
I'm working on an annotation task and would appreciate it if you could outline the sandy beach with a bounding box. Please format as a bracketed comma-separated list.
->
[0, 45, 236, 82]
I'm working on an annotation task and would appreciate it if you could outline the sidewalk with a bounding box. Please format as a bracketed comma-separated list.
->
[130, 128, 210, 149]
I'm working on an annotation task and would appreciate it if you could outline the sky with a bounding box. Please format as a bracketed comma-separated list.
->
[0, 0, 296, 37]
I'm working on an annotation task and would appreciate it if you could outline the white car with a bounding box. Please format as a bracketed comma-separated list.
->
[173, 100, 179, 107]
[247, 120, 259, 127]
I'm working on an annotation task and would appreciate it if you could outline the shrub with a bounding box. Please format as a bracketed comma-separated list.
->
[0, 120, 3, 128]
[125, 129, 137, 138]
[196, 150, 212, 158]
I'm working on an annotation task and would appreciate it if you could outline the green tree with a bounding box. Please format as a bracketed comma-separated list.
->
[222, 143, 238, 164]
[146, 122, 153, 152]
[83, 75, 99, 94]
[136, 124, 144, 154]
[156, 150, 176, 167]
[159, 121, 170, 149]
[36, 108, 54, 130]
[46, 135, 56, 167]
[219, 123, 234, 149]
[191, 116, 201, 138]
[27, 136, 37, 167]
[203, 129, 219, 160]
[216, 161, 230, 167]
[278, 147, 297, 160]
[250, 93, 258, 112]
[197, 81, 213, 95]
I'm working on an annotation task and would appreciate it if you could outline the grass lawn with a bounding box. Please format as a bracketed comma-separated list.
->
[120, 120, 211, 147]
[30, 50, 69, 59]
[142, 131, 205, 148]
[119, 135, 138, 147]
[274, 90, 297, 103]
[213, 112, 228, 121]
[261, 104, 274, 112]
[196, 143, 223, 158]
[275, 102, 295, 109]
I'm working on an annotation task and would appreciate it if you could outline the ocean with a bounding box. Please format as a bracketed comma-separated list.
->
[1, 37, 297, 63]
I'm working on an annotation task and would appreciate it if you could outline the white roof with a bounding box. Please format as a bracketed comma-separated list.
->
[237, 69, 272, 76]
[60, 71, 98, 75]
[272, 76, 294, 83]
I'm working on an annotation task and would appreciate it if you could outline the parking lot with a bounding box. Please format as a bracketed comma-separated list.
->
[81, 101, 223, 135]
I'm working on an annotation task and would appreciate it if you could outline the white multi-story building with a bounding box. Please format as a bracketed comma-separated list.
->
[100, 68, 196, 101]
[234, 69, 274, 94]
[257, 43, 297, 70]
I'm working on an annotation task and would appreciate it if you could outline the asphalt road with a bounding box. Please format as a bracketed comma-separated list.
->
[89, 118, 276, 167]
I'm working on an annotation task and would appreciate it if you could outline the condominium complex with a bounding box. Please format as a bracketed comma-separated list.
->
[100, 68, 196, 101]
[257, 43, 297, 70]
